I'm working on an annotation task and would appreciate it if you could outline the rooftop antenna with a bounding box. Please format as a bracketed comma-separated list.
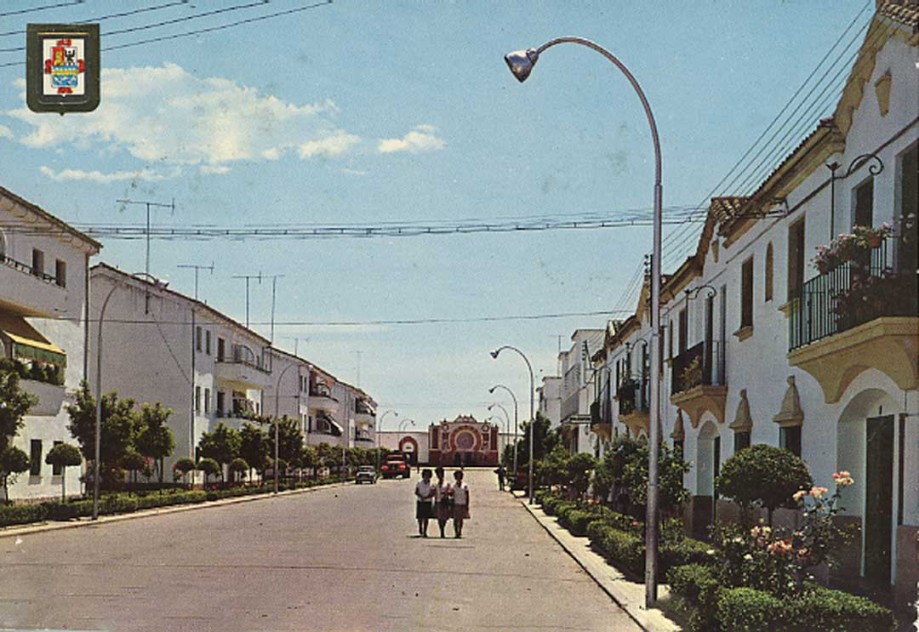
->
[116, 197, 175, 313]
[231, 271, 263, 329]
[177, 262, 214, 301]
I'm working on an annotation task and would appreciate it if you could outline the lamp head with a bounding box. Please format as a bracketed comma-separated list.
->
[490, 349, 500, 359]
[488, 386, 496, 393]
[504, 48, 539, 83]
[487, 403, 494, 410]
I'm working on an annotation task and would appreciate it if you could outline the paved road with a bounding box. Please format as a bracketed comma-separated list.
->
[0, 469, 639, 631]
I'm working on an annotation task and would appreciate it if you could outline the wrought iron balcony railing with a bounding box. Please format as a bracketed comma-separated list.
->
[671, 340, 726, 395]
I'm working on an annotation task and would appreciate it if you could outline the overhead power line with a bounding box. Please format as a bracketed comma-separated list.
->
[0, 205, 704, 241]
[0, 0, 189, 40]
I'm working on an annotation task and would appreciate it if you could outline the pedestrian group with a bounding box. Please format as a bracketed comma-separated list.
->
[414, 467, 470, 538]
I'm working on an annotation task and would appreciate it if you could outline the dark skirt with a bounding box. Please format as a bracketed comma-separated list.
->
[416, 500, 434, 520]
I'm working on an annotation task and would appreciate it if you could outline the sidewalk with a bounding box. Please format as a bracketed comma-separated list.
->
[0, 480, 350, 540]
[513, 490, 681, 632]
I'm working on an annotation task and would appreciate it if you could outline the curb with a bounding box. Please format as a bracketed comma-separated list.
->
[514, 493, 681, 632]
[0, 481, 351, 540]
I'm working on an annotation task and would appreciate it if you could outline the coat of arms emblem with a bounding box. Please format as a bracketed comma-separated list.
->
[43, 38, 85, 95]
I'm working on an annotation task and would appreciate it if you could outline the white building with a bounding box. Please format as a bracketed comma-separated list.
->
[0, 186, 100, 501]
[596, 5, 917, 606]
[89, 264, 273, 470]
[558, 329, 604, 454]
[537, 375, 562, 428]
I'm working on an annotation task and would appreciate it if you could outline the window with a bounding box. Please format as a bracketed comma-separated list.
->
[713, 436, 721, 482]
[29, 439, 42, 476]
[740, 257, 754, 329]
[204, 388, 211, 414]
[734, 431, 751, 453]
[205, 330, 211, 355]
[55, 259, 66, 288]
[31, 248, 44, 277]
[216, 391, 225, 416]
[781, 426, 802, 457]
[195, 386, 201, 412]
[51, 440, 63, 475]
[217, 337, 226, 361]
[897, 143, 918, 278]
[668, 319, 673, 359]
[678, 309, 687, 354]
[195, 326, 202, 352]
[853, 178, 874, 228]
[764, 243, 773, 302]
[788, 220, 806, 298]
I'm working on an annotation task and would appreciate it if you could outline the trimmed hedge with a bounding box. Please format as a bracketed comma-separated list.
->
[0, 503, 48, 527]
[588, 523, 645, 577]
[667, 563, 721, 632]
[558, 509, 593, 536]
[710, 585, 895, 632]
[2, 478, 346, 528]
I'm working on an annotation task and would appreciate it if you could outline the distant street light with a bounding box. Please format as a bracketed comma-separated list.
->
[488, 384, 519, 477]
[398, 418, 416, 432]
[376, 410, 398, 473]
[272, 360, 300, 494]
[503, 36, 663, 606]
[487, 402, 512, 463]
[490, 346, 535, 504]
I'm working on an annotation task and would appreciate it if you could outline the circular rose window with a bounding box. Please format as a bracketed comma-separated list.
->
[454, 431, 475, 451]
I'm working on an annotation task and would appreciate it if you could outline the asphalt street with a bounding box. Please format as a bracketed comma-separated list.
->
[0, 469, 640, 631]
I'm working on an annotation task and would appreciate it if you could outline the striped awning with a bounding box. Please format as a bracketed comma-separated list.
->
[0, 311, 67, 367]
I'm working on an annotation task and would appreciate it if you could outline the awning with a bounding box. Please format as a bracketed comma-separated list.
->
[316, 412, 343, 437]
[0, 311, 67, 367]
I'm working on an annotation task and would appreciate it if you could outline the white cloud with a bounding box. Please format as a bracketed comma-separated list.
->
[40, 165, 173, 183]
[378, 124, 445, 154]
[8, 63, 360, 175]
[0, 124, 12, 139]
[199, 165, 231, 175]
[298, 131, 360, 159]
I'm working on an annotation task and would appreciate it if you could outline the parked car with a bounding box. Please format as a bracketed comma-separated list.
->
[355, 465, 377, 484]
[380, 454, 410, 479]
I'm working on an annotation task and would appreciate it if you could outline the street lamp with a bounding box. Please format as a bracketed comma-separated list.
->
[488, 384, 519, 477]
[398, 418, 416, 432]
[490, 346, 535, 504]
[93, 272, 166, 520]
[504, 36, 663, 606]
[376, 410, 398, 472]
[272, 360, 300, 494]
[487, 402, 512, 466]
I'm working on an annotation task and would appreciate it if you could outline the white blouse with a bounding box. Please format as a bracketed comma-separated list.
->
[452, 482, 469, 505]
[415, 479, 434, 501]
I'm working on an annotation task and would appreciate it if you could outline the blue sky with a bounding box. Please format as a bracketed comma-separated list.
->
[0, 1, 871, 429]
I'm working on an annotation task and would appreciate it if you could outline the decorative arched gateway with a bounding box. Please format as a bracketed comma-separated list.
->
[399, 436, 419, 466]
[428, 415, 499, 467]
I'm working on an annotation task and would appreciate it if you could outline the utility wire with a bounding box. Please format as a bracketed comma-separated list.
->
[0, 0, 189, 41]
[0, 0, 82, 19]
[0, 0, 333, 67]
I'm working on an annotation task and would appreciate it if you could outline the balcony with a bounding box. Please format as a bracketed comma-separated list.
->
[0, 255, 67, 317]
[214, 345, 271, 390]
[788, 239, 917, 402]
[354, 398, 375, 428]
[308, 383, 338, 412]
[589, 399, 612, 440]
[670, 340, 727, 428]
[616, 378, 650, 436]
[313, 412, 343, 437]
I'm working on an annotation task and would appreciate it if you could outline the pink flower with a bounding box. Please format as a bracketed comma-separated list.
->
[810, 486, 828, 499]
[793, 490, 808, 503]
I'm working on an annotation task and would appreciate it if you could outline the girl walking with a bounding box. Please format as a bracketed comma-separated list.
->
[414, 469, 435, 537]
[452, 470, 470, 538]
[433, 466, 452, 538]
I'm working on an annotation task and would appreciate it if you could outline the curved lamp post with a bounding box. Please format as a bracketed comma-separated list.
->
[487, 402, 512, 464]
[376, 410, 398, 472]
[504, 37, 663, 606]
[490, 346, 535, 504]
[93, 273, 166, 520]
[398, 418, 416, 432]
[272, 360, 301, 494]
[488, 383, 519, 477]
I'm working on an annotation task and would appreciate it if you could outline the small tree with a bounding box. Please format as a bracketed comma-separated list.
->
[239, 422, 268, 481]
[45, 443, 82, 501]
[622, 440, 690, 516]
[134, 402, 175, 483]
[66, 382, 137, 485]
[197, 423, 241, 478]
[173, 457, 196, 487]
[228, 457, 249, 485]
[265, 416, 304, 465]
[567, 452, 596, 499]
[540, 444, 571, 489]
[716, 444, 812, 525]
[0, 446, 30, 503]
[0, 364, 39, 454]
[197, 457, 220, 485]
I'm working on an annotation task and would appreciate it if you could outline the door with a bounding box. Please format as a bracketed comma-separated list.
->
[864, 415, 894, 583]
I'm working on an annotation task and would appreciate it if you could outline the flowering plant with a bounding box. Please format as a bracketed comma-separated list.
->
[710, 471, 856, 598]
[813, 223, 891, 273]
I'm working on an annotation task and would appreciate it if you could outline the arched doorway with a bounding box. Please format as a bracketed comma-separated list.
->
[692, 418, 720, 538]
[837, 386, 899, 585]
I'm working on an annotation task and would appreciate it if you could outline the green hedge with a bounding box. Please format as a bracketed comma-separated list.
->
[588, 523, 645, 577]
[660, 536, 712, 571]
[559, 509, 594, 536]
[0, 503, 48, 527]
[713, 585, 895, 632]
[667, 564, 721, 632]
